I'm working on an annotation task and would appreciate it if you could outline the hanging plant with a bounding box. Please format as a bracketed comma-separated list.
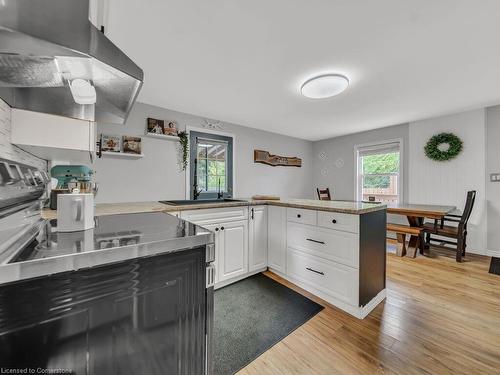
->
[178, 131, 189, 170]
[424, 132, 463, 161]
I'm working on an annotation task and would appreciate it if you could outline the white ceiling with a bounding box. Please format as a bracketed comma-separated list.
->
[106, 0, 500, 141]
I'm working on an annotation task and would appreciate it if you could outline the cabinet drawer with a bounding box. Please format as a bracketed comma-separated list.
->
[287, 222, 359, 268]
[287, 248, 358, 306]
[180, 206, 248, 224]
[317, 211, 359, 234]
[287, 208, 317, 226]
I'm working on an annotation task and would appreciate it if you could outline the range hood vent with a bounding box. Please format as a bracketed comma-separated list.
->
[0, 0, 143, 124]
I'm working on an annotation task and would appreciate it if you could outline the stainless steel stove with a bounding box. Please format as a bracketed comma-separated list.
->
[0, 158, 215, 375]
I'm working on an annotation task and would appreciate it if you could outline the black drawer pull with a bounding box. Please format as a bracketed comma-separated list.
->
[332, 219, 337, 224]
[306, 238, 325, 245]
[306, 267, 324, 275]
[221, 226, 225, 231]
[215, 228, 219, 232]
[297, 214, 301, 218]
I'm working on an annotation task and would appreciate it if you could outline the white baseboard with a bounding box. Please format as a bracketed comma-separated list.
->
[486, 249, 500, 258]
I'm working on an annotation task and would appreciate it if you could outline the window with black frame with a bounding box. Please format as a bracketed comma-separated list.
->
[189, 131, 233, 200]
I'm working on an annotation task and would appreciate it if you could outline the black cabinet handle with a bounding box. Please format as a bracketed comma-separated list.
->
[332, 219, 337, 224]
[306, 267, 324, 275]
[251, 208, 254, 220]
[306, 238, 325, 245]
[297, 214, 301, 218]
[215, 228, 219, 232]
[221, 226, 225, 231]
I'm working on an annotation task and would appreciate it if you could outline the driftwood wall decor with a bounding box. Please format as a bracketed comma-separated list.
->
[254, 150, 302, 167]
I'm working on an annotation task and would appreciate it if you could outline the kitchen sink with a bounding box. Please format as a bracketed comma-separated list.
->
[160, 199, 246, 206]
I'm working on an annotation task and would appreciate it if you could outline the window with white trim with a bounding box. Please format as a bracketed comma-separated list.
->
[356, 141, 402, 204]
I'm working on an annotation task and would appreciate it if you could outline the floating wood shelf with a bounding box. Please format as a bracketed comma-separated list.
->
[254, 150, 302, 167]
[101, 151, 144, 159]
[144, 133, 180, 141]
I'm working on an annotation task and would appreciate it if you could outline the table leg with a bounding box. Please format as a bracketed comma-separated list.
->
[396, 233, 407, 257]
[406, 216, 424, 258]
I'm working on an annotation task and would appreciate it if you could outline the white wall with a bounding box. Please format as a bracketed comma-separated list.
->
[0, 99, 46, 170]
[312, 124, 410, 229]
[486, 106, 500, 256]
[312, 108, 489, 254]
[66, 102, 313, 203]
[312, 124, 409, 201]
[408, 109, 487, 254]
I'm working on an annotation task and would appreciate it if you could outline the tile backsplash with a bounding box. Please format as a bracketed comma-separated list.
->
[0, 99, 47, 170]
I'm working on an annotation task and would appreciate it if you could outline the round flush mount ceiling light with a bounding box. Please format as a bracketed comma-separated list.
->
[301, 74, 349, 99]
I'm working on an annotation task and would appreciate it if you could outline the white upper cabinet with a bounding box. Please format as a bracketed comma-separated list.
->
[267, 206, 287, 274]
[249, 206, 268, 272]
[11, 109, 96, 160]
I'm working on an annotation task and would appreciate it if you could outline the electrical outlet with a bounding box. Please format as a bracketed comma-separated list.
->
[490, 173, 500, 182]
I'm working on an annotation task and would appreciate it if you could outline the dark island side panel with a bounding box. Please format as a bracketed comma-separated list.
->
[359, 209, 387, 307]
[0, 248, 207, 375]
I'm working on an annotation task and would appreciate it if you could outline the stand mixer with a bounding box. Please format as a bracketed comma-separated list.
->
[49, 165, 98, 209]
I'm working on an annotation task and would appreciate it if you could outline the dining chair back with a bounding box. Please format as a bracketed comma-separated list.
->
[423, 190, 476, 262]
[316, 188, 331, 200]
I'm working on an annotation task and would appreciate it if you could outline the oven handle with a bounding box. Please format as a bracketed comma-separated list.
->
[206, 264, 216, 288]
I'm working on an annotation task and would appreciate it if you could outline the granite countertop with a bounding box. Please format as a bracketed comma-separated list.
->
[42, 198, 385, 219]
[42, 201, 169, 220]
[259, 198, 386, 214]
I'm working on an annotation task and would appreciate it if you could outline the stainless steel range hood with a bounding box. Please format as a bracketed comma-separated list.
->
[0, 0, 143, 124]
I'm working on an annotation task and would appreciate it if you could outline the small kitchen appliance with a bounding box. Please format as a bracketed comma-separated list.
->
[49, 165, 96, 209]
[57, 192, 95, 232]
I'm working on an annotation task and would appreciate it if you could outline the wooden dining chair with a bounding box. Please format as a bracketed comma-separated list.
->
[422, 190, 476, 262]
[316, 188, 332, 200]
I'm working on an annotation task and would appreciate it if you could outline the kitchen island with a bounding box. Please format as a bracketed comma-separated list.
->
[0, 212, 216, 374]
[172, 199, 387, 319]
[42, 198, 387, 319]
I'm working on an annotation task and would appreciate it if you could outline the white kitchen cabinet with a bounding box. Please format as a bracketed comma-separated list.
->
[287, 248, 359, 306]
[267, 206, 287, 274]
[217, 219, 248, 282]
[11, 108, 96, 160]
[249, 206, 268, 272]
[180, 207, 250, 287]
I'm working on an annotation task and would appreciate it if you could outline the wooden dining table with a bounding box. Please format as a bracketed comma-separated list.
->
[386, 203, 457, 256]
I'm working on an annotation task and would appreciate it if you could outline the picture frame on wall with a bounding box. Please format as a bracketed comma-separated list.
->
[146, 118, 165, 135]
[164, 121, 178, 136]
[101, 134, 121, 152]
[123, 136, 142, 154]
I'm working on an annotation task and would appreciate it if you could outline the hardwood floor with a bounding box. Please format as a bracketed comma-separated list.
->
[237, 248, 500, 375]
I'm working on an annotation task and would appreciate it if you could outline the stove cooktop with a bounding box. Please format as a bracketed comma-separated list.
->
[10, 211, 206, 263]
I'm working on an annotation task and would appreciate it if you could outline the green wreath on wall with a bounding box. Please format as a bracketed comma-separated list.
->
[424, 132, 463, 161]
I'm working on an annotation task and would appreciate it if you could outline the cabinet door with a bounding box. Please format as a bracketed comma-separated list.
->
[218, 219, 248, 282]
[249, 206, 268, 272]
[268, 206, 287, 274]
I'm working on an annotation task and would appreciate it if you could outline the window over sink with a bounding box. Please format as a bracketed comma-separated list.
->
[356, 140, 402, 204]
[189, 131, 233, 200]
